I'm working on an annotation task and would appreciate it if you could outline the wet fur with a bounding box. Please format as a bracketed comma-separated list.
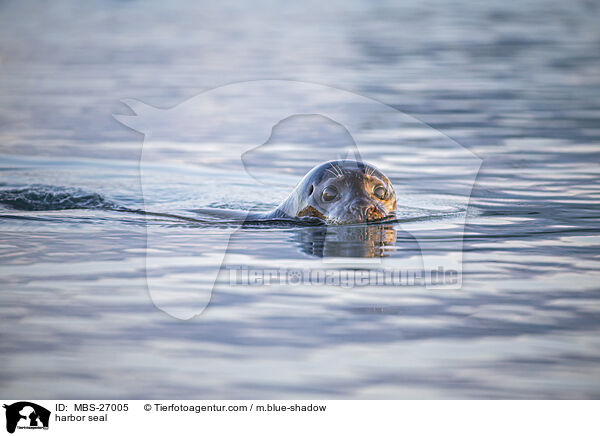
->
[269, 159, 396, 224]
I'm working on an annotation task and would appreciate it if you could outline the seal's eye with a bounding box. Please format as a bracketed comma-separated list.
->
[322, 186, 338, 202]
[373, 185, 387, 200]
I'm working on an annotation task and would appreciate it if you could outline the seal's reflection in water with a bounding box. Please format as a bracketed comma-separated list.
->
[292, 223, 397, 258]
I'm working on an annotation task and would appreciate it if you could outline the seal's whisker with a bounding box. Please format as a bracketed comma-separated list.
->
[331, 163, 343, 178]
[325, 168, 339, 178]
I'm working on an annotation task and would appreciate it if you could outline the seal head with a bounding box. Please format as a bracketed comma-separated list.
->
[274, 159, 397, 224]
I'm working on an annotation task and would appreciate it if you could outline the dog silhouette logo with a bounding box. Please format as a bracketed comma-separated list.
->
[3, 402, 50, 434]
[115, 80, 481, 320]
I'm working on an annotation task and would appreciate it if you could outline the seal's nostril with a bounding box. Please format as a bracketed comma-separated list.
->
[365, 205, 385, 221]
[356, 205, 377, 222]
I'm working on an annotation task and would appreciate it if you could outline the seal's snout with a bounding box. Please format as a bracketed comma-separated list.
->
[359, 206, 377, 222]
[365, 205, 386, 221]
[349, 199, 386, 222]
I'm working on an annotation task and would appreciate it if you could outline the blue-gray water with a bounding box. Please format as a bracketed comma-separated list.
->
[1, 0, 600, 398]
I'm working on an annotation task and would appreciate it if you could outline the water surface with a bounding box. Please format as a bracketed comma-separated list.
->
[1, 0, 600, 398]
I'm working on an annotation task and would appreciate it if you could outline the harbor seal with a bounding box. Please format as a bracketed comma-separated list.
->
[269, 159, 397, 224]
[194, 159, 397, 225]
